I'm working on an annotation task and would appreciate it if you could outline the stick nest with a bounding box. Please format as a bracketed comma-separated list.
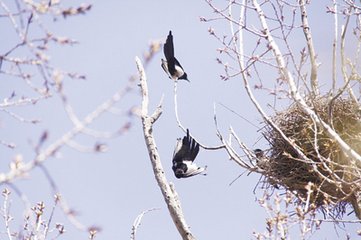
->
[262, 97, 361, 218]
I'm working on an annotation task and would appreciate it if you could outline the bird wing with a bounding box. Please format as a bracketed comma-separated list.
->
[161, 59, 172, 79]
[172, 138, 190, 164]
[173, 57, 183, 69]
[187, 130, 199, 162]
[164, 31, 174, 61]
[163, 31, 177, 75]
[172, 129, 199, 164]
[172, 138, 184, 163]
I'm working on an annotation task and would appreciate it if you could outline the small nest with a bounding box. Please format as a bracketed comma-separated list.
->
[262, 96, 361, 218]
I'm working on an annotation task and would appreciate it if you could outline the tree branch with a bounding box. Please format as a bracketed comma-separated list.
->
[252, 0, 361, 163]
[130, 208, 159, 240]
[299, 0, 319, 95]
[136, 56, 196, 240]
[340, 9, 359, 104]
[0, 81, 134, 184]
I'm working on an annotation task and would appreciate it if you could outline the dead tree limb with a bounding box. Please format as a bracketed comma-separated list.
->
[136, 56, 196, 240]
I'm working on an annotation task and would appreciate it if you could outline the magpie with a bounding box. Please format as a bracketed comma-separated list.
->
[254, 149, 279, 189]
[254, 148, 269, 170]
[161, 31, 189, 81]
[254, 149, 264, 159]
[172, 129, 206, 178]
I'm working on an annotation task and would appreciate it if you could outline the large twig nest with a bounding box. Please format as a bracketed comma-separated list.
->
[262, 97, 361, 218]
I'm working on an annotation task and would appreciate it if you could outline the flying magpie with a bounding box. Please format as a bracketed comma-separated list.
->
[161, 31, 189, 81]
[172, 129, 206, 178]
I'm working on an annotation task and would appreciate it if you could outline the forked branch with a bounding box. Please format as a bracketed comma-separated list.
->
[136, 56, 196, 240]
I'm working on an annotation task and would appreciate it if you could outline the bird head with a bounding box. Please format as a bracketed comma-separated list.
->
[173, 163, 188, 178]
[254, 149, 264, 158]
[179, 72, 189, 82]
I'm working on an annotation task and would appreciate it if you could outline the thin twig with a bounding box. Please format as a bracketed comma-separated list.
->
[130, 208, 159, 240]
[173, 79, 224, 151]
[332, 0, 338, 94]
[38, 164, 87, 231]
[0, 82, 134, 182]
[340, 7, 358, 104]
[2, 189, 13, 240]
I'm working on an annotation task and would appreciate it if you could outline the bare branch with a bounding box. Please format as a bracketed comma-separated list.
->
[332, 0, 338, 93]
[340, 10, 359, 104]
[130, 208, 159, 240]
[0, 140, 16, 149]
[213, 104, 252, 169]
[37, 164, 88, 231]
[2, 189, 14, 240]
[252, 0, 361, 163]
[299, 0, 319, 95]
[136, 56, 196, 240]
[0, 82, 134, 184]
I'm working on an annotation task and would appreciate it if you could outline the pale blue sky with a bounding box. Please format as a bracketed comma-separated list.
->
[1, 0, 360, 239]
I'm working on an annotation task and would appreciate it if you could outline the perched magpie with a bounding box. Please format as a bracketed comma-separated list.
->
[161, 31, 189, 81]
[254, 149, 279, 189]
[254, 149, 264, 159]
[254, 148, 269, 169]
[172, 129, 206, 178]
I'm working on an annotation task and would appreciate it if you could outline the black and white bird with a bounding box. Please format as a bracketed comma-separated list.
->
[172, 129, 206, 178]
[161, 31, 189, 81]
[254, 148, 279, 188]
[254, 148, 269, 170]
[254, 149, 264, 159]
